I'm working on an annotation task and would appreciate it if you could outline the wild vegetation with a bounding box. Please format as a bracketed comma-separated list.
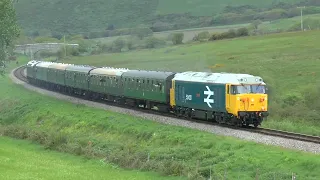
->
[0, 136, 182, 180]
[1, 57, 320, 180]
[0, 0, 20, 68]
[14, 0, 320, 38]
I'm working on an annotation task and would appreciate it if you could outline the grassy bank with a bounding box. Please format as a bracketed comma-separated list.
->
[64, 30, 320, 136]
[1, 57, 320, 179]
[0, 136, 182, 180]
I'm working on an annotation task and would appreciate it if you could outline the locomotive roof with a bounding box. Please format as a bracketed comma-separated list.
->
[35, 61, 56, 68]
[26, 60, 40, 67]
[173, 71, 266, 85]
[65, 65, 95, 73]
[90, 67, 129, 76]
[122, 70, 175, 80]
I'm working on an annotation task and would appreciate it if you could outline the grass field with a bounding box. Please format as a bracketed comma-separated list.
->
[1, 57, 320, 180]
[65, 30, 320, 136]
[0, 136, 183, 180]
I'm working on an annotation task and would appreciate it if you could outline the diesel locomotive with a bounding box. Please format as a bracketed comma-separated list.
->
[26, 60, 269, 127]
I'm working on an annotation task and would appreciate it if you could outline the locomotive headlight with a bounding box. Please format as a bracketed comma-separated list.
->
[237, 97, 240, 101]
[255, 78, 258, 82]
[251, 98, 254, 102]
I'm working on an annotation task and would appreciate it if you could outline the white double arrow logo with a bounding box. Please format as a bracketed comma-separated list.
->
[204, 86, 214, 108]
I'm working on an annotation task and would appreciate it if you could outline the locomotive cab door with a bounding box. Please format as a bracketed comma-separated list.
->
[226, 84, 231, 111]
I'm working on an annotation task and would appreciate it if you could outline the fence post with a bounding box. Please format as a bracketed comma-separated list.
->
[255, 168, 259, 180]
[292, 173, 296, 180]
[147, 152, 150, 162]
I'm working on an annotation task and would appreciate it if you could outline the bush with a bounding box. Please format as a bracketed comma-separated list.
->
[209, 27, 249, 41]
[56, 46, 81, 59]
[171, 33, 184, 45]
[144, 37, 166, 49]
[236, 27, 249, 36]
[282, 93, 303, 107]
[134, 27, 153, 40]
[193, 31, 210, 42]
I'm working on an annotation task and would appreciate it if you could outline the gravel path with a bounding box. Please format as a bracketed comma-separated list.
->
[10, 68, 320, 154]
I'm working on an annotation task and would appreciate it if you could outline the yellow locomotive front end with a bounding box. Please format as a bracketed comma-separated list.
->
[226, 77, 269, 127]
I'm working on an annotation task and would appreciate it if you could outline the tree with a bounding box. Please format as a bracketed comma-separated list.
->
[252, 19, 262, 30]
[171, 33, 184, 45]
[111, 38, 125, 52]
[0, 0, 20, 64]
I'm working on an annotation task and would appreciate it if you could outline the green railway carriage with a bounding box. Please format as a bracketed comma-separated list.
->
[34, 61, 55, 82]
[88, 67, 129, 96]
[65, 65, 95, 90]
[26, 60, 40, 80]
[121, 70, 176, 104]
[47, 63, 70, 85]
[172, 72, 227, 112]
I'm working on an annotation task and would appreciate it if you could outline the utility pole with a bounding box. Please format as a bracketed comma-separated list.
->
[64, 35, 66, 57]
[297, 6, 306, 31]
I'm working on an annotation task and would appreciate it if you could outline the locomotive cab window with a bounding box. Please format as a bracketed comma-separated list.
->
[231, 85, 266, 94]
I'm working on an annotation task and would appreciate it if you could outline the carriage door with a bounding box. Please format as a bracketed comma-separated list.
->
[226, 84, 231, 111]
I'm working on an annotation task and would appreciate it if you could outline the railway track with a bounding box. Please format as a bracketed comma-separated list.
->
[13, 66, 320, 145]
[13, 65, 28, 82]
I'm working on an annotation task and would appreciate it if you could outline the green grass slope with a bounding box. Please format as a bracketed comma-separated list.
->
[1, 57, 320, 180]
[0, 136, 182, 180]
[65, 30, 320, 135]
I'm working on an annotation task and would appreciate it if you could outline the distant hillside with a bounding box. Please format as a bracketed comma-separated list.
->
[157, 0, 301, 16]
[14, 0, 320, 37]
